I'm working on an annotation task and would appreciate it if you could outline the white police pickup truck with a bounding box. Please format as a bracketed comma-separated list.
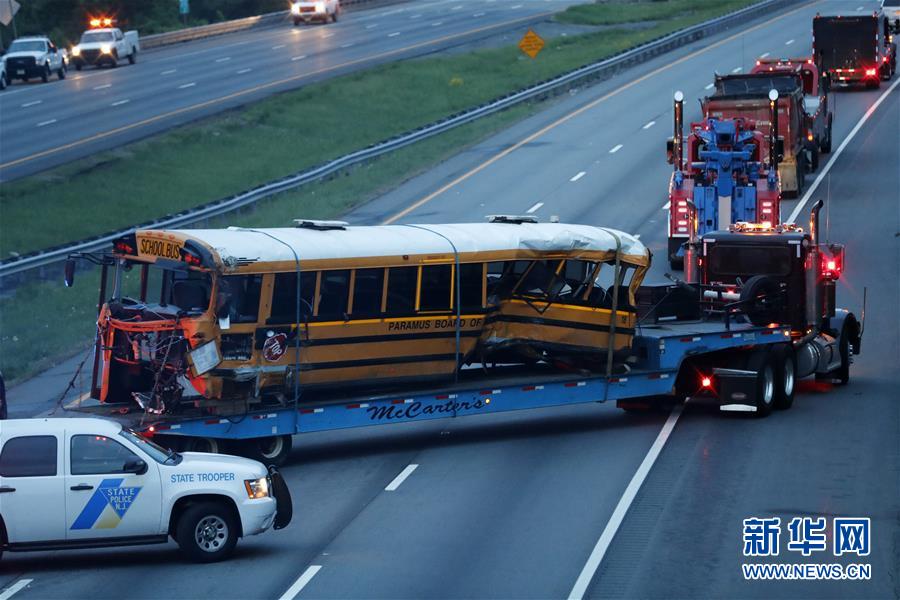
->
[0, 418, 291, 562]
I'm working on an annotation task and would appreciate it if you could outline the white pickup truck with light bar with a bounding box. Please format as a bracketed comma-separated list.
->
[0, 417, 291, 562]
[70, 18, 140, 70]
[291, 0, 341, 25]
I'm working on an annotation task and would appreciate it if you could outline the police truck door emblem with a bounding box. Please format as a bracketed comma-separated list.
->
[71, 478, 143, 530]
[263, 333, 288, 362]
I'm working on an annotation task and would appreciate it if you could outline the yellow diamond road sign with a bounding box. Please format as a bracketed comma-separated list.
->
[518, 29, 545, 59]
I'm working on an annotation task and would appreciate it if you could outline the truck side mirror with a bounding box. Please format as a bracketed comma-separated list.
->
[64, 258, 76, 287]
[123, 457, 147, 475]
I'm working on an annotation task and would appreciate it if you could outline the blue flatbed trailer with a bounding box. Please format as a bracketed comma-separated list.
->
[71, 318, 794, 458]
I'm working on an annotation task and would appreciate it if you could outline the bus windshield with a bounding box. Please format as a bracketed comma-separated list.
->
[115, 262, 213, 316]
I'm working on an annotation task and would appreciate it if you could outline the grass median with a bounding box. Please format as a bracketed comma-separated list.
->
[0, 0, 759, 383]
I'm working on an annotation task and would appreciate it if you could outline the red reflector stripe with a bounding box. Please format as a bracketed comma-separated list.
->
[680, 337, 694, 342]
[522, 386, 536, 391]
[154, 424, 171, 431]
[564, 382, 579, 387]
[762, 330, 774, 335]
[392, 399, 404, 404]
[204, 419, 220, 425]
[300, 408, 315, 414]
[436, 394, 449, 400]
[648, 373, 662, 380]
[347, 404, 360, 409]
[479, 390, 492, 395]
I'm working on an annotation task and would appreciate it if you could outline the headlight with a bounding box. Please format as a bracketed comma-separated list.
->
[100, 44, 112, 54]
[291, 3, 301, 14]
[244, 477, 270, 499]
[72, 46, 81, 56]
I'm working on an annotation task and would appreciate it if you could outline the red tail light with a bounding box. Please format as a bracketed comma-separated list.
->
[865, 68, 877, 77]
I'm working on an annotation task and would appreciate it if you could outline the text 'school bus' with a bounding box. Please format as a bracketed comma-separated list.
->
[67, 220, 649, 414]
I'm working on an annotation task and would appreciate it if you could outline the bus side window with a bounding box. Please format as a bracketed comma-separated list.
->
[386, 267, 417, 314]
[270, 272, 317, 323]
[419, 265, 452, 312]
[486, 260, 530, 303]
[352, 268, 385, 317]
[558, 260, 596, 304]
[317, 270, 351, 320]
[220, 275, 263, 323]
[459, 263, 485, 311]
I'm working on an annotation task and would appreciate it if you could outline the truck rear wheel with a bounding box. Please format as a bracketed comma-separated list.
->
[240, 435, 293, 467]
[176, 502, 238, 563]
[747, 351, 776, 417]
[820, 117, 833, 153]
[772, 344, 796, 410]
[57, 66, 66, 80]
[128, 49, 137, 64]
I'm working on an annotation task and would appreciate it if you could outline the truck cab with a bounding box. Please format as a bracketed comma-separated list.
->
[0, 418, 291, 562]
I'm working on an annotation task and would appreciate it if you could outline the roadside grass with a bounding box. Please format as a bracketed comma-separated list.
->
[2, 0, 755, 259]
[555, 0, 756, 26]
[0, 0, 760, 384]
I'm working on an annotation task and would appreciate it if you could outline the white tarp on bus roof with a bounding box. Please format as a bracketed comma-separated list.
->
[167, 222, 649, 266]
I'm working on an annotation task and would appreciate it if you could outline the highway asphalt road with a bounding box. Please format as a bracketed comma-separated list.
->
[0, 0, 582, 182]
[1, 0, 898, 598]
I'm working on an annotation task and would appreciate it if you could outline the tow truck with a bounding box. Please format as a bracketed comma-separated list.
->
[665, 90, 781, 270]
[813, 11, 897, 87]
[751, 57, 834, 166]
[62, 203, 861, 466]
[705, 71, 815, 198]
[70, 18, 140, 70]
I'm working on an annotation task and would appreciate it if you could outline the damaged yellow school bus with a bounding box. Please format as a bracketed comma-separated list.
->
[69, 219, 648, 412]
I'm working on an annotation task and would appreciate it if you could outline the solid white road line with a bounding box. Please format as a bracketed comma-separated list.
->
[161, 69, 177, 75]
[178, 82, 196, 89]
[642, 120, 655, 129]
[111, 99, 129, 107]
[388, 31, 401, 37]
[705, 82, 714, 90]
[292, 55, 307, 61]
[526, 201, 544, 213]
[787, 76, 900, 223]
[568, 406, 684, 600]
[0, 579, 33, 600]
[385, 464, 419, 491]
[760, 52, 770, 58]
[785, 38, 794, 45]
[237, 68, 252, 74]
[37, 119, 56, 127]
[21, 100, 42, 107]
[609, 144, 623, 154]
[570, 171, 586, 182]
[93, 83, 111, 90]
[278, 566, 322, 600]
[662, 200, 670, 210]
[731, 66, 742, 73]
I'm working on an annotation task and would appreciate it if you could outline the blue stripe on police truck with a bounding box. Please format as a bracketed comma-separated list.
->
[71, 478, 143, 530]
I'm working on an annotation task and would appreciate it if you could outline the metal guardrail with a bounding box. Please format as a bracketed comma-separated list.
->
[0, 0, 791, 283]
[141, 0, 397, 49]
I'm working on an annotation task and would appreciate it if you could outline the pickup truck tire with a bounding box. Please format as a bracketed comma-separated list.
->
[747, 350, 776, 418]
[176, 502, 238, 563]
[75, 62, 83, 71]
[57, 66, 66, 80]
[772, 344, 796, 410]
[41, 65, 50, 83]
[0, 74, 6, 90]
[128, 49, 137, 65]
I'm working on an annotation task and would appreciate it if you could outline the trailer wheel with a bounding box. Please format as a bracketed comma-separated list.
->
[184, 437, 220, 454]
[747, 351, 776, 417]
[176, 501, 238, 563]
[772, 344, 796, 410]
[240, 435, 293, 467]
